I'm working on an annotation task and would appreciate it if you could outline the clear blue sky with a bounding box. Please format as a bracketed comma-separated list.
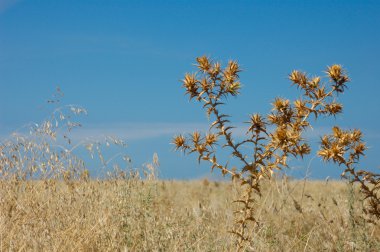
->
[1, 0, 379, 179]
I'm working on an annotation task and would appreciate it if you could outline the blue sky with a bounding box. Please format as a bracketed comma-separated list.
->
[1, 0, 379, 179]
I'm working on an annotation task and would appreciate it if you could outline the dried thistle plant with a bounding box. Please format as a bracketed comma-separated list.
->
[173, 56, 379, 250]
[318, 127, 380, 222]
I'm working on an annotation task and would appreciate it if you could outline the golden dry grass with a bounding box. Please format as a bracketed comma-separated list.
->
[1, 177, 379, 251]
[2, 58, 378, 251]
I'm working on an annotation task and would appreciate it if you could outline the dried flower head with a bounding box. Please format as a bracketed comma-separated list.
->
[192, 131, 201, 145]
[247, 114, 266, 134]
[205, 133, 218, 147]
[183, 73, 199, 99]
[326, 64, 350, 92]
[173, 134, 186, 151]
[327, 65, 343, 82]
[273, 98, 290, 111]
[325, 102, 343, 115]
[196, 56, 211, 73]
[289, 70, 308, 87]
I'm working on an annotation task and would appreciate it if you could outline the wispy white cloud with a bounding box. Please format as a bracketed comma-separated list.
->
[68, 122, 210, 141]
[65, 123, 325, 142]
[2, 120, 379, 143]
[0, 0, 20, 13]
[64, 122, 380, 143]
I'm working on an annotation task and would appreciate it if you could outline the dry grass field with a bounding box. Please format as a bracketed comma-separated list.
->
[1, 176, 379, 251]
[1, 60, 379, 251]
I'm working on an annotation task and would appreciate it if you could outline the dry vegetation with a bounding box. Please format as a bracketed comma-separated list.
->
[1, 177, 380, 251]
[1, 58, 379, 251]
[173, 56, 380, 250]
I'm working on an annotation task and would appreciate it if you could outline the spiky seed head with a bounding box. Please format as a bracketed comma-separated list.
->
[315, 86, 327, 99]
[326, 65, 350, 93]
[223, 60, 241, 83]
[196, 56, 211, 73]
[298, 143, 311, 156]
[192, 131, 201, 145]
[196, 144, 206, 154]
[205, 133, 218, 147]
[318, 149, 330, 161]
[210, 62, 221, 76]
[200, 78, 209, 92]
[351, 129, 362, 142]
[227, 82, 241, 96]
[354, 142, 366, 156]
[267, 113, 280, 125]
[325, 102, 343, 115]
[330, 143, 345, 163]
[289, 70, 307, 87]
[226, 60, 240, 76]
[332, 126, 342, 138]
[320, 135, 331, 147]
[248, 114, 266, 133]
[173, 135, 186, 150]
[183, 73, 199, 98]
[308, 76, 321, 89]
[293, 100, 308, 116]
[327, 65, 343, 82]
[272, 98, 290, 112]
[183, 73, 196, 87]
[273, 128, 288, 145]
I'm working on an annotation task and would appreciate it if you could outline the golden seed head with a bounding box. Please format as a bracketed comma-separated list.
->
[210, 62, 221, 76]
[196, 56, 211, 72]
[227, 82, 241, 96]
[326, 64, 350, 93]
[299, 143, 311, 156]
[226, 60, 240, 76]
[267, 113, 279, 125]
[289, 70, 307, 87]
[200, 78, 209, 92]
[354, 142, 366, 156]
[183, 73, 199, 98]
[294, 99, 308, 116]
[205, 133, 218, 147]
[183, 73, 197, 89]
[315, 86, 327, 99]
[320, 135, 331, 147]
[331, 143, 344, 156]
[248, 114, 266, 133]
[325, 102, 343, 115]
[272, 98, 290, 112]
[196, 144, 206, 154]
[327, 65, 342, 82]
[173, 135, 186, 150]
[192, 131, 201, 145]
[351, 129, 362, 142]
[273, 128, 288, 143]
[332, 126, 342, 138]
[308, 76, 320, 89]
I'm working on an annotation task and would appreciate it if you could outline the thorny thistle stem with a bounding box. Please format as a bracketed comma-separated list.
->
[173, 56, 379, 250]
[319, 127, 380, 221]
